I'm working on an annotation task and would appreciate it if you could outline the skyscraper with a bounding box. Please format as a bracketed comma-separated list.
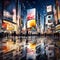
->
[55, 0, 60, 24]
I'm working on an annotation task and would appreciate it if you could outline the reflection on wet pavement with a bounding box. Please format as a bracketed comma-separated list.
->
[0, 36, 60, 60]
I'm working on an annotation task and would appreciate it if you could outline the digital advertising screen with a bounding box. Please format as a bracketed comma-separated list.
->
[27, 8, 36, 28]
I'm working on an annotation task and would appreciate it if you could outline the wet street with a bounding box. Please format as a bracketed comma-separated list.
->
[0, 35, 60, 60]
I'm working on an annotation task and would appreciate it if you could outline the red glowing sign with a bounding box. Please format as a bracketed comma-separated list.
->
[2, 22, 7, 29]
[27, 13, 35, 20]
[27, 8, 36, 20]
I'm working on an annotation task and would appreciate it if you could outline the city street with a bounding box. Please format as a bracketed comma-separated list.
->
[0, 0, 60, 60]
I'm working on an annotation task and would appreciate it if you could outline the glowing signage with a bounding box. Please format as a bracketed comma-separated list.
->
[55, 24, 60, 30]
[47, 5, 52, 12]
[27, 8, 36, 20]
[27, 8, 36, 28]
[46, 15, 53, 25]
[27, 20, 36, 28]
[2, 20, 15, 31]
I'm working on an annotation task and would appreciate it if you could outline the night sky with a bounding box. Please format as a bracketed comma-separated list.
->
[0, 0, 55, 27]
[21, 0, 55, 27]
[0, 0, 2, 17]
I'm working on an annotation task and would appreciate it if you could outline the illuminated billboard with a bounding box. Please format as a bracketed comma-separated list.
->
[27, 19, 36, 28]
[46, 15, 53, 25]
[27, 8, 36, 20]
[27, 8, 36, 28]
[2, 20, 15, 31]
[47, 5, 52, 12]
[2, 22, 7, 29]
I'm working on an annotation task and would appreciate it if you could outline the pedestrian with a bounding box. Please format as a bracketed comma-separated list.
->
[20, 32, 22, 42]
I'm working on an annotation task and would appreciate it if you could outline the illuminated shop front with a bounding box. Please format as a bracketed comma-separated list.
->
[55, 24, 60, 32]
[2, 20, 17, 33]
